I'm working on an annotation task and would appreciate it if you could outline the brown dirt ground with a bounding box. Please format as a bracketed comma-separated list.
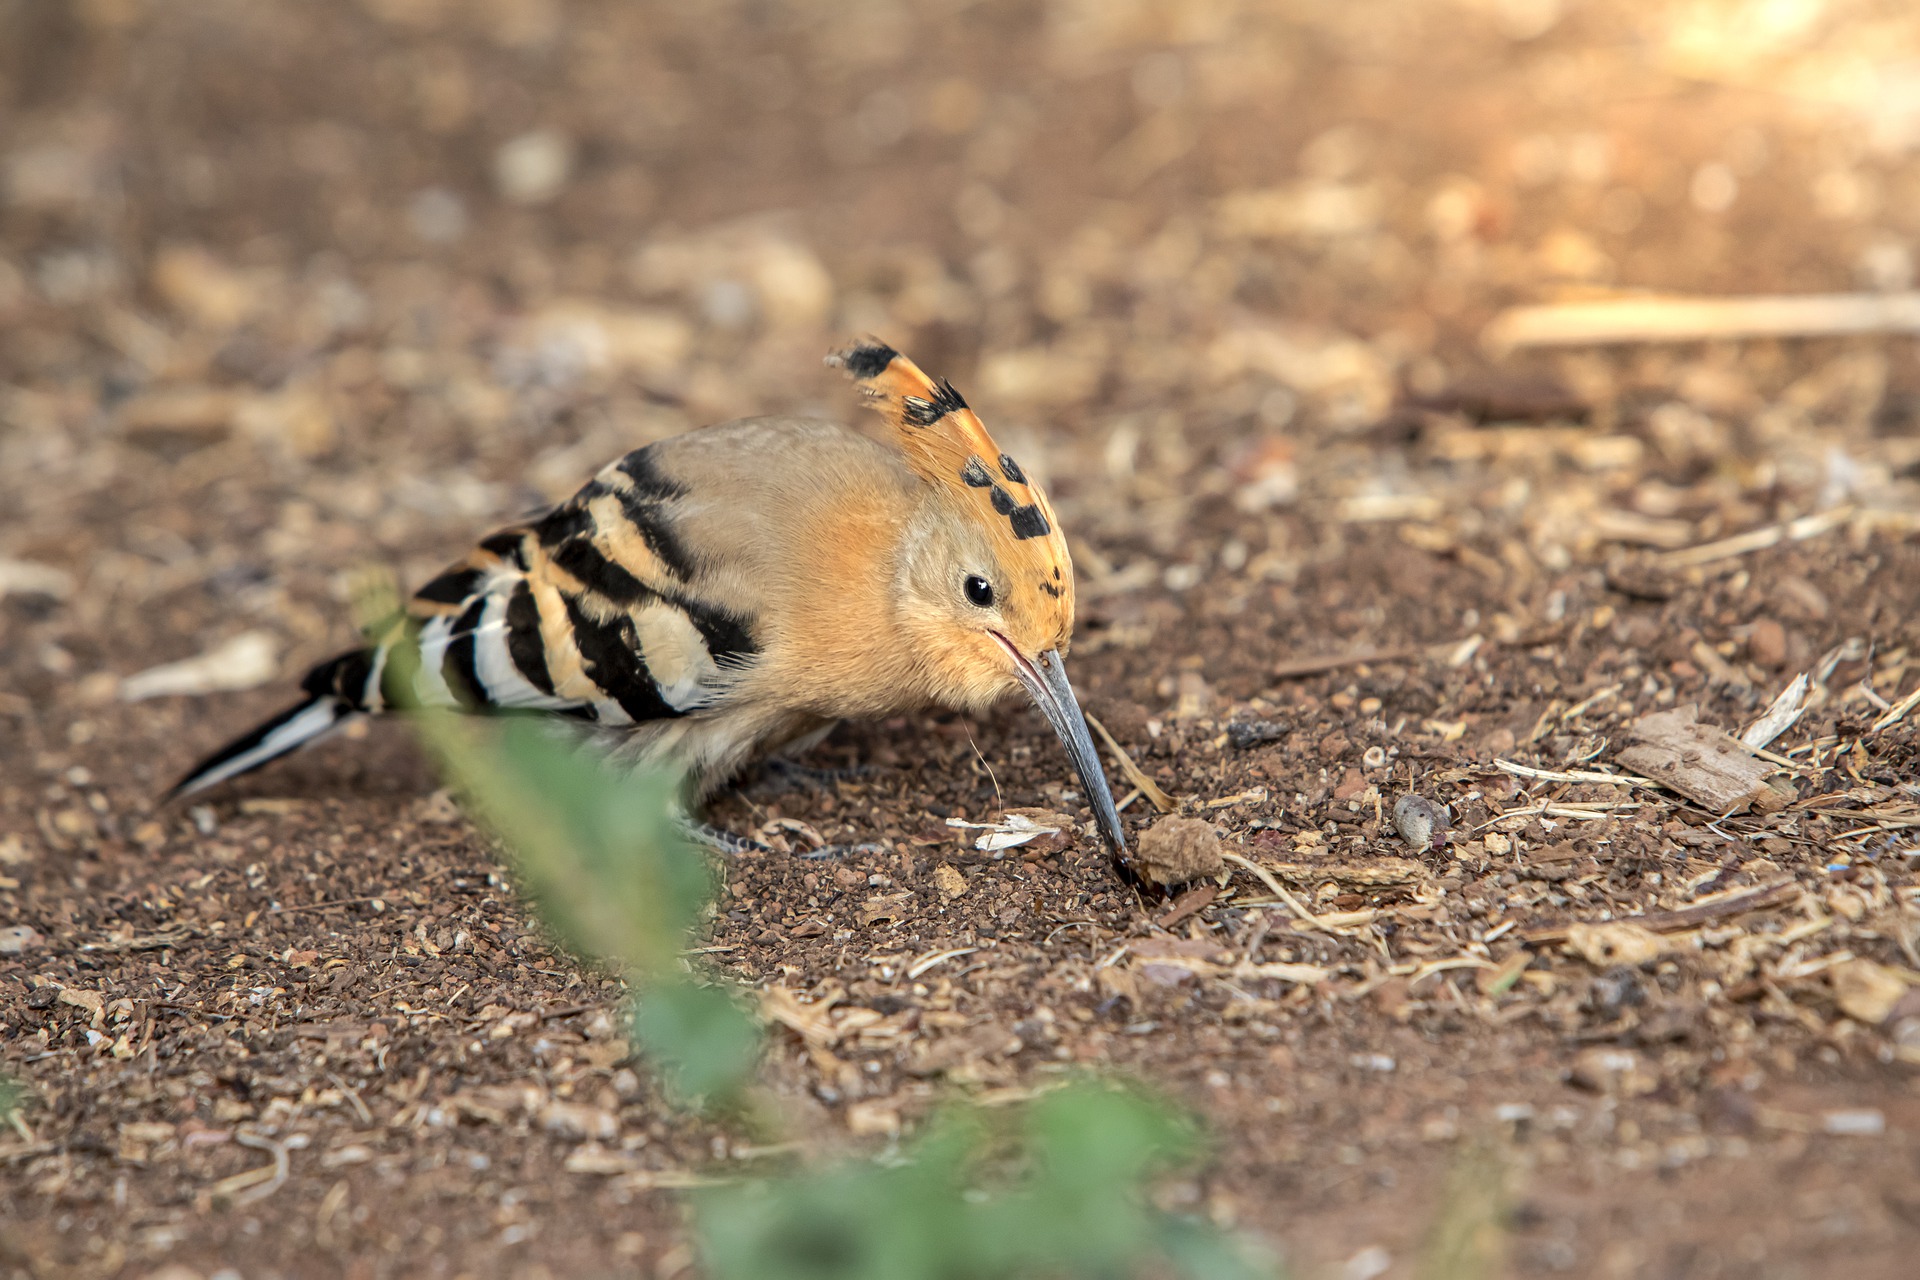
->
[6, 2, 1920, 1277]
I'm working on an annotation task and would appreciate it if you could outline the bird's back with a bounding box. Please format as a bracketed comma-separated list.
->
[408, 414, 919, 726]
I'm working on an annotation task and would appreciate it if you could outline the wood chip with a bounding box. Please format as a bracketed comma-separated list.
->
[1831, 958, 1913, 1025]
[1153, 884, 1218, 929]
[0, 558, 74, 600]
[1270, 647, 1416, 680]
[1616, 705, 1782, 814]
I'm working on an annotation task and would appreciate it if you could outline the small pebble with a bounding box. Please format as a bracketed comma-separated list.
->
[494, 130, 572, 205]
[0, 925, 43, 955]
[1748, 617, 1788, 668]
[1391, 794, 1450, 852]
[1226, 720, 1286, 749]
[1822, 1108, 1885, 1137]
[407, 187, 469, 243]
[1343, 1246, 1392, 1280]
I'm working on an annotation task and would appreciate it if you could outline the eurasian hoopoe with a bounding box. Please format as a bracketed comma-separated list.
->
[169, 342, 1129, 862]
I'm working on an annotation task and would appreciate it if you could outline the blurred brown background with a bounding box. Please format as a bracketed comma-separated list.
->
[6, 4, 1920, 1279]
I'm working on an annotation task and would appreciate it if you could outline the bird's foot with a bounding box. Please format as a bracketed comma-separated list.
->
[680, 818, 881, 861]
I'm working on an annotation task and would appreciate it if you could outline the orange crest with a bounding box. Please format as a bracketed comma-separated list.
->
[828, 340, 1076, 649]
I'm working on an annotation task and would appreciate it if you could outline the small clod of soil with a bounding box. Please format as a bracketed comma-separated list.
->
[1134, 816, 1225, 886]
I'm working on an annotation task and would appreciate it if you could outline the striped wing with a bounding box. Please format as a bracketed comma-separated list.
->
[375, 445, 761, 725]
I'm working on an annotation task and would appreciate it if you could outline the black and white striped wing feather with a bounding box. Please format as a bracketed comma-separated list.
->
[168, 443, 762, 797]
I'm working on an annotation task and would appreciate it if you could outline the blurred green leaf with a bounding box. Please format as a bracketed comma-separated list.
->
[698, 1083, 1273, 1280]
[632, 981, 761, 1103]
[416, 712, 698, 974]
[0, 1075, 23, 1128]
[1417, 1138, 1508, 1280]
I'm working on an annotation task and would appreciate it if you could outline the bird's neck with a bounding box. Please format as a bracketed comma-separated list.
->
[759, 486, 947, 719]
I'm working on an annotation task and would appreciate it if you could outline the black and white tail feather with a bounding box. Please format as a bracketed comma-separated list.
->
[166, 651, 379, 800]
[166, 437, 765, 803]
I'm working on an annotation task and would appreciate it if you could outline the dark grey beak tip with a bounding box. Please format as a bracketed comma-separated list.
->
[1015, 648, 1128, 864]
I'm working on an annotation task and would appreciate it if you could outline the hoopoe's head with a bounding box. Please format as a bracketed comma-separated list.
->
[829, 340, 1127, 860]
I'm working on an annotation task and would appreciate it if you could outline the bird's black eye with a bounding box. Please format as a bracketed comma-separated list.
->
[964, 574, 995, 608]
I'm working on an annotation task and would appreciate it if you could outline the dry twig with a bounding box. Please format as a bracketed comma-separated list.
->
[1522, 880, 1798, 944]
[1084, 713, 1175, 812]
[1482, 292, 1920, 355]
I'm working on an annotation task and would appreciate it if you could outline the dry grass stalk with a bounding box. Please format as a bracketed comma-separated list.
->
[1084, 712, 1176, 812]
[1221, 852, 1333, 932]
[1494, 760, 1653, 788]
[1870, 685, 1920, 733]
[1653, 507, 1853, 570]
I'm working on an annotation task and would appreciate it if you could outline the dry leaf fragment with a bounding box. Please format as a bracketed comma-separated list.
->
[945, 811, 1070, 852]
[1830, 958, 1912, 1025]
[845, 1100, 902, 1137]
[859, 891, 916, 927]
[57, 987, 106, 1024]
[445, 1083, 543, 1125]
[905, 1023, 1023, 1077]
[761, 986, 841, 1048]
[1134, 816, 1224, 886]
[1742, 675, 1810, 749]
[1565, 922, 1668, 968]
[1616, 705, 1777, 813]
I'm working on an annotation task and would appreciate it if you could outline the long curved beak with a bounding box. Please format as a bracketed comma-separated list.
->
[995, 640, 1128, 860]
